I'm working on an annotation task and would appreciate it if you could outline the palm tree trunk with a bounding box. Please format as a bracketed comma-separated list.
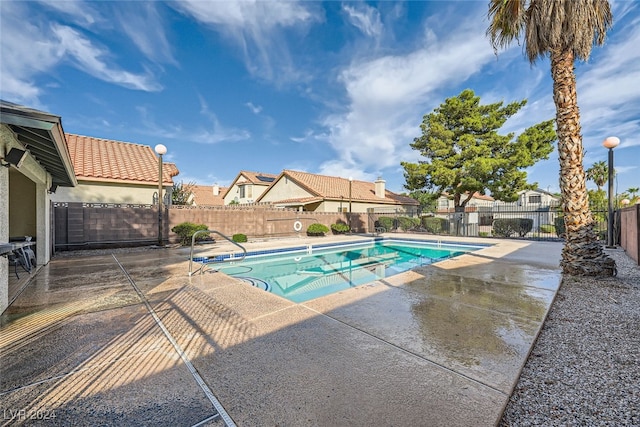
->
[551, 49, 615, 276]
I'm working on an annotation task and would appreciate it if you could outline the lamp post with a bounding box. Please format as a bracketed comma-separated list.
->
[602, 136, 620, 248]
[155, 144, 167, 246]
[348, 177, 353, 231]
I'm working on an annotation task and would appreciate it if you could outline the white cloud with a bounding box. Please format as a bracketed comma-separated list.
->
[246, 102, 263, 114]
[136, 98, 250, 144]
[172, 0, 320, 83]
[52, 25, 162, 92]
[115, 2, 176, 65]
[576, 20, 640, 150]
[0, 3, 63, 104]
[36, 0, 96, 26]
[343, 3, 383, 38]
[290, 129, 316, 143]
[189, 96, 252, 143]
[319, 13, 497, 177]
[0, 2, 162, 104]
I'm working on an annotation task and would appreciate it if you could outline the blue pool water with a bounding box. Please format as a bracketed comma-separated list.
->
[210, 239, 486, 303]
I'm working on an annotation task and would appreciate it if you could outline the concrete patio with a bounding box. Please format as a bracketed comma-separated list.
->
[0, 235, 562, 426]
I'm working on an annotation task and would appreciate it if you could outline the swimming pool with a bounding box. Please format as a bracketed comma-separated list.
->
[207, 238, 486, 303]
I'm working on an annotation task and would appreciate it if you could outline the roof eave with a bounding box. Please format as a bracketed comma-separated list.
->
[1, 101, 77, 187]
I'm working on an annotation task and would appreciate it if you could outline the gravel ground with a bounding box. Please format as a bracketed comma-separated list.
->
[500, 248, 640, 426]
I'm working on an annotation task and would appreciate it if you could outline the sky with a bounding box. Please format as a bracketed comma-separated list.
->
[1, 0, 639, 199]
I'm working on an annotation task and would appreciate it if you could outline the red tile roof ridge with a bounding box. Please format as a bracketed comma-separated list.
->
[65, 133, 152, 147]
[64, 133, 177, 185]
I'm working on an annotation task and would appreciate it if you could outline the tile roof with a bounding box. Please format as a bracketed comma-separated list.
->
[191, 184, 227, 206]
[221, 170, 278, 199]
[65, 134, 178, 185]
[260, 170, 418, 206]
[238, 170, 278, 185]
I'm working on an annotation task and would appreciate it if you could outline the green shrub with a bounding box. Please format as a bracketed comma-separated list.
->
[171, 222, 209, 245]
[478, 231, 490, 237]
[516, 218, 534, 237]
[331, 222, 350, 234]
[422, 217, 448, 234]
[232, 233, 247, 243]
[307, 223, 329, 236]
[377, 216, 395, 231]
[554, 216, 566, 238]
[492, 218, 533, 238]
[397, 216, 420, 231]
[539, 224, 555, 234]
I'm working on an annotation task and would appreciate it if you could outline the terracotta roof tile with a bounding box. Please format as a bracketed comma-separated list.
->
[191, 185, 227, 206]
[65, 133, 177, 185]
[239, 170, 278, 185]
[265, 170, 418, 206]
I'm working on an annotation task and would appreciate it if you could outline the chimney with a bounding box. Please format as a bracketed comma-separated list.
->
[213, 183, 220, 196]
[374, 177, 385, 198]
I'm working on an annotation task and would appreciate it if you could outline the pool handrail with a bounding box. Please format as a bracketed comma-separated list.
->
[189, 229, 247, 276]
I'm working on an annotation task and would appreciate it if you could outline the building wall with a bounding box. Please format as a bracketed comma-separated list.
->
[9, 171, 36, 237]
[51, 181, 167, 205]
[321, 199, 412, 214]
[437, 195, 494, 210]
[259, 179, 414, 213]
[254, 177, 308, 204]
[517, 190, 560, 206]
[1, 124, 52, 313]
[223, 176, 270, 205]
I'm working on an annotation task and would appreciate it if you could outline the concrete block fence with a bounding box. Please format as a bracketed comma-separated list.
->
[53, 202, 369, 250]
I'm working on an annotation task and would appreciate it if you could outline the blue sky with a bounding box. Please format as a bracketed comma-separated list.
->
[1, 0, 639, 198]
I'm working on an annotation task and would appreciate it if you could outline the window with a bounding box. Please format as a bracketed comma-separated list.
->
[238, 184, 253, 199]
[528, 195, 542, 204]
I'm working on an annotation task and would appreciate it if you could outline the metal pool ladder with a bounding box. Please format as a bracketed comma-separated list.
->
[189, 230, 247, 276]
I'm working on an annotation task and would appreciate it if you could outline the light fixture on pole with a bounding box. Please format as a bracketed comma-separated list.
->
[155, 144, 167, 246]
[348, 177, 353, 231]
[348, 177, 353, 213]
[602, 136, 620, 248]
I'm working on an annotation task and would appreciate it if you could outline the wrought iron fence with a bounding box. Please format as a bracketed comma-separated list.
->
[371, 204, 612, 242]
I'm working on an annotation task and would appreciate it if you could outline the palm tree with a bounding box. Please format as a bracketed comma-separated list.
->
[586, 161, 608, 192]
[627, 187, 639, 204]
[487, 0, 616, 276]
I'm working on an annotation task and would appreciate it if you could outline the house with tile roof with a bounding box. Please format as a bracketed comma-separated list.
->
[255, 170, 419, 213]
[50, 134, 179, 205]
[190, 184, 227, 206]
[222, 171, 278, 205]
[436, 192, 495, 213]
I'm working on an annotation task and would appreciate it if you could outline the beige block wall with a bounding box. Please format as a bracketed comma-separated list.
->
[52, 182, 168, 205]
